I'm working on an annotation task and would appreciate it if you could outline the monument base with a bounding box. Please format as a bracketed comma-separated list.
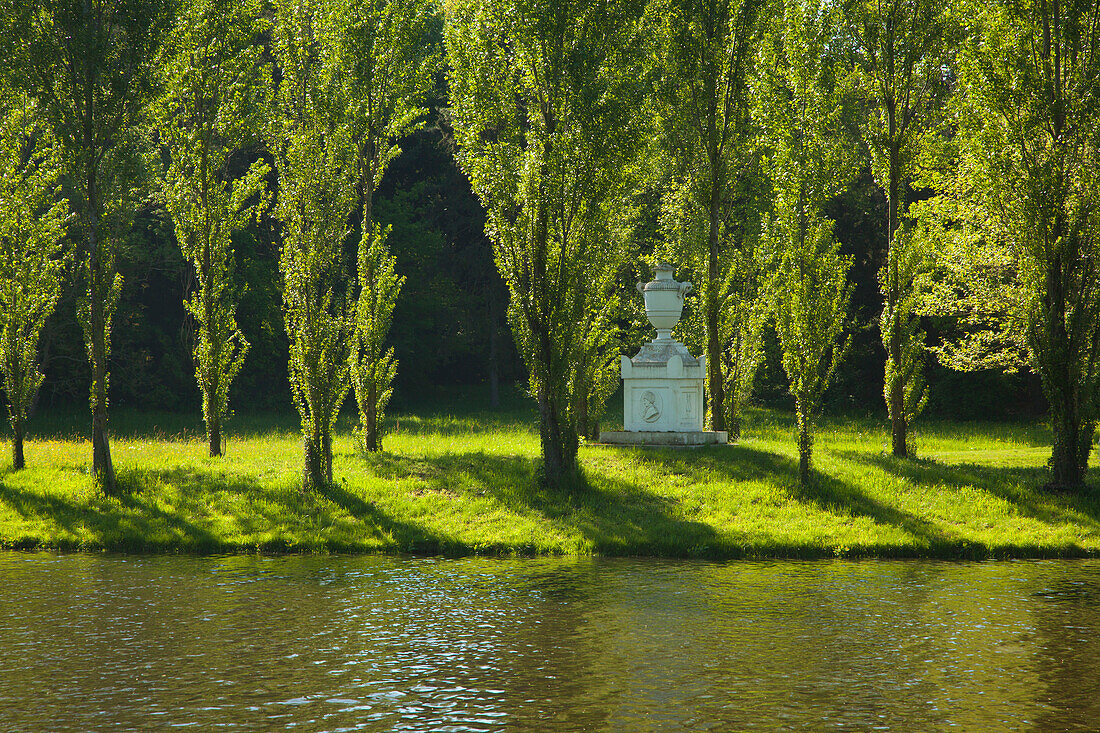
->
[597, 430, 728, 447]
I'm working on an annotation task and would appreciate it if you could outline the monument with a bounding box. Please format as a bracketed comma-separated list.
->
[599, 263, 728, 446]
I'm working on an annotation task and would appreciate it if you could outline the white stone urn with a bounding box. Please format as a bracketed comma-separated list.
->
[636, 262, 692, 341]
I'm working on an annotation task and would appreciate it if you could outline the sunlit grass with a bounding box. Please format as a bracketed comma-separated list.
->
[2, 399, 1099, 558]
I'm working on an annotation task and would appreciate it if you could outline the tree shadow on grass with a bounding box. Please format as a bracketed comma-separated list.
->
[0, 466, 437, 553]
[620, 444, 951, 550]
[357, 450, 719, 557]
[838, 451, 1100, 530]
[0, 473, 222, 551]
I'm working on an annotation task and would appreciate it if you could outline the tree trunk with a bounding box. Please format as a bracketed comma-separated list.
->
[92, 397, 115, 494]
[365, 382, 378, 452]
[90, 265, 116, 494]
[886, 131, 909, 458]
[12, 419, 25, 471]
[796, 398, 812, 486]
[728, 412, 742, 443]
[706, 199, 726, 432]
[85, 152, 116, 495]
[303, 433, 325, 491]
[537, 382, 577, 489]
[576, 389, 589, 441]
[323, 429, 333, 484]
[208, 409, 222, 458]
[1049, 407, 1088, 490]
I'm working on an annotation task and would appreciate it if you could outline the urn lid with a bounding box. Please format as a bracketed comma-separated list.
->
[638, 262, 692, 293]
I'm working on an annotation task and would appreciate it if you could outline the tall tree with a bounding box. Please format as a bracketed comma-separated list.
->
[938, 0, 1100, 489]
[327, 0, 439, 453]
[0, 99, 68, 470]
[445, 0, 644, 488]
[4, 0, 171, 494]
[157, 0, 270, 457]
[846, 0, 953, 457]
[647, 0, 767, 437]
[761, 0, 858, 484]
[271, 0, 357, 489]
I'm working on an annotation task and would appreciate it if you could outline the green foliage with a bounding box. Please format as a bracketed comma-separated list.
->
[760, 0, 858, 484]
[0, 99, 68, 470]
[271, 0, 357, 490]
[924, 0, 1100, 489]
[646, 0, 768, 434]
[157, 0, 271, 456]
[445, 0, 645, 488]
[4, 0, 173, 495]
[326, 0, 440, 452]
[912, 178, 1031, 373]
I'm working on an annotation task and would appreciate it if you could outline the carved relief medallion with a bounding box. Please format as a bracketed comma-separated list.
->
[640, 390, 662, 423]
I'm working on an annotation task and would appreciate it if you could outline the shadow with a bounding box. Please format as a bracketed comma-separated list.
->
[840, 450, 1100, 530]
[621, 443, 950, 549]
[354, 450, 719, 557]
[0, 472, 221, 551]
[313, 480, 449, 553]
[0, 465, 437, 554]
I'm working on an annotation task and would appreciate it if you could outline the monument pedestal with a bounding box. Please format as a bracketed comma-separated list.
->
[598, 430, 728, 447]
[597, 262, 728, 448]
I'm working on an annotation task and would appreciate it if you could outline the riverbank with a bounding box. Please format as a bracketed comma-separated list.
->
[1, 403, 1098, 558]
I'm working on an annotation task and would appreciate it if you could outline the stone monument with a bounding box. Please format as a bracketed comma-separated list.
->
[599, 263, 728, 446]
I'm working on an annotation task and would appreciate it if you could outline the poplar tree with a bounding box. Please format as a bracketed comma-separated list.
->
[761, 0, 858, 485]
[847, 0, 953, 458]
[0, 100, 67, 470]
[158, 0, 271, 457]
[272, 0, 357, 490]
[327, 0, 439, 453]
[4, 0, 171, 495]
[446, 0, 644, 488]
[647, 0, 767, 437]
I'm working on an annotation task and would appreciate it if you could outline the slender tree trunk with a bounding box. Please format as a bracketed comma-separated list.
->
[208, 407, 222, 458]
[796, 397, 812, 486]
[303, 433, 325, 490]
[576, 389, 589, 442]
[1050, 405, 1087, 489]
[12, 418, 25, 471]
[323, 429, 333, 484]
[87, 188, 116, 496]
[366, 382, 378, 452]
[1042, 241, 1092, 489]
[728, 412, 742, 443]
[886, 138, 909, 459]
[537, 381, 576, 488]
[706, 198, 726, 432]
[356, 156, 381, 453]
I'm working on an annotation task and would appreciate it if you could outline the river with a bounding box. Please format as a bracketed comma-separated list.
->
[1, 553, 1098, 731]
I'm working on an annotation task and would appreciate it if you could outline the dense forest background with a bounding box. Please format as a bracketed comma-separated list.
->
[27, 45, 1043, 424]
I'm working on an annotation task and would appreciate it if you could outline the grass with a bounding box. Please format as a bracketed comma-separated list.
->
[2, 392, 1100, 559]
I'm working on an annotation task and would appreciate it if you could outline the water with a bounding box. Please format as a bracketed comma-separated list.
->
[1, 554, 1099, 732]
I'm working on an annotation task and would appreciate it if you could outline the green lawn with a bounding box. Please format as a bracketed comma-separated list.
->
[2, 396, 1098, 558]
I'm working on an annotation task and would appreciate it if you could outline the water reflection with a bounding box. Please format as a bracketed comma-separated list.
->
[0, 554, 1098, 731]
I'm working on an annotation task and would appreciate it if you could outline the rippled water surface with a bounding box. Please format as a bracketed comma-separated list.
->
[3, 554, 1100, 731]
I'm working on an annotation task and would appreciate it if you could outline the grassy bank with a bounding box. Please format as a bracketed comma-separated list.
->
[1, 397, 1099, 558]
